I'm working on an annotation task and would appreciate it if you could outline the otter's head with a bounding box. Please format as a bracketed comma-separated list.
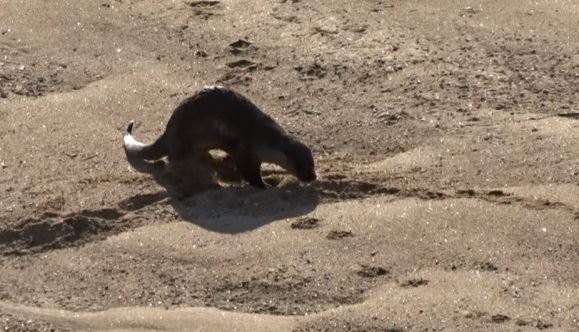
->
[283, 139, 316, 183]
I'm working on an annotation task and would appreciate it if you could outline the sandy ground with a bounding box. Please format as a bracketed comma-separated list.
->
[1, 0, 578, 331]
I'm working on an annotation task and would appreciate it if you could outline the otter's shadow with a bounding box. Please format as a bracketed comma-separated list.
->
[122, 185, 319, 234]
[122, 157, 319, 233]
[170, 186, 319, 233]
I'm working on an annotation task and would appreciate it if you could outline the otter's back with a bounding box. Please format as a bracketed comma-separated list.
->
[165, 87, 286, 151]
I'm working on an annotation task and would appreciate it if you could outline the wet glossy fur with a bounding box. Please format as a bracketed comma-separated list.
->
[123, 86, 316, 188]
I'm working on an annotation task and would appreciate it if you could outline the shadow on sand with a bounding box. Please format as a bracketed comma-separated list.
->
[118, 159, 319, 234]
[176, 186, 318, 233]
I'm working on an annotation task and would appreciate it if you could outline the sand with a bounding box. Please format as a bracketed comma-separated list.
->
[0, 0, 578, 331]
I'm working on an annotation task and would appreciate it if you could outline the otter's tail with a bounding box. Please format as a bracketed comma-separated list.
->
[123, 121, 168, 160]
[123, 121, 168, 174]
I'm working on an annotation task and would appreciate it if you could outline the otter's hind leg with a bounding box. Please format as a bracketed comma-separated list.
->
[167, 154, 219, 197]
[199, 151, 242, 184]
[233, 148, 267, 189]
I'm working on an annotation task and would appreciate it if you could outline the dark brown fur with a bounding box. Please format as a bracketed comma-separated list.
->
[123, 86, 316, 188]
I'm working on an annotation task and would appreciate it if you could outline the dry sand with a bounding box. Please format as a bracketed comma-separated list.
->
[1, 0, 578, 331]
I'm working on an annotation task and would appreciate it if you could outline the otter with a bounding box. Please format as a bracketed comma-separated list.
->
[123, 85, 316, 189]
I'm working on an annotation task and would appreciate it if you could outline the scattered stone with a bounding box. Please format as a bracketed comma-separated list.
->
[491, 314, 510, 323]
[557, 112, 579, 119]
[487, 190, 509, 197]
[460, 6, 481, 17]
[535, 320, 553, 329]
[312, 26, 338, 35]
[465, 310, 487, 319]
[348, 25, 368, 33]
[295, 62, 327, 80]
[400, 278, 429, 287]
[64, 151, 79, 159]
[230, 39, 252, 49]
[291, 217, 320, 230]
[227, 59, 257, 69]
[187, 0, 220, 7]
[479, 261, 498, 271]
[456, 189, 476, 196]
[229, 39, 257, 55]
[326, 230, 353, 240]
[357, 265, 389, 278]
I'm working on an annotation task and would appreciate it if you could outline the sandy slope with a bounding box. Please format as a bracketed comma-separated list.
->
[1, 0, 578, 331]
[0, 301, 295, 332]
